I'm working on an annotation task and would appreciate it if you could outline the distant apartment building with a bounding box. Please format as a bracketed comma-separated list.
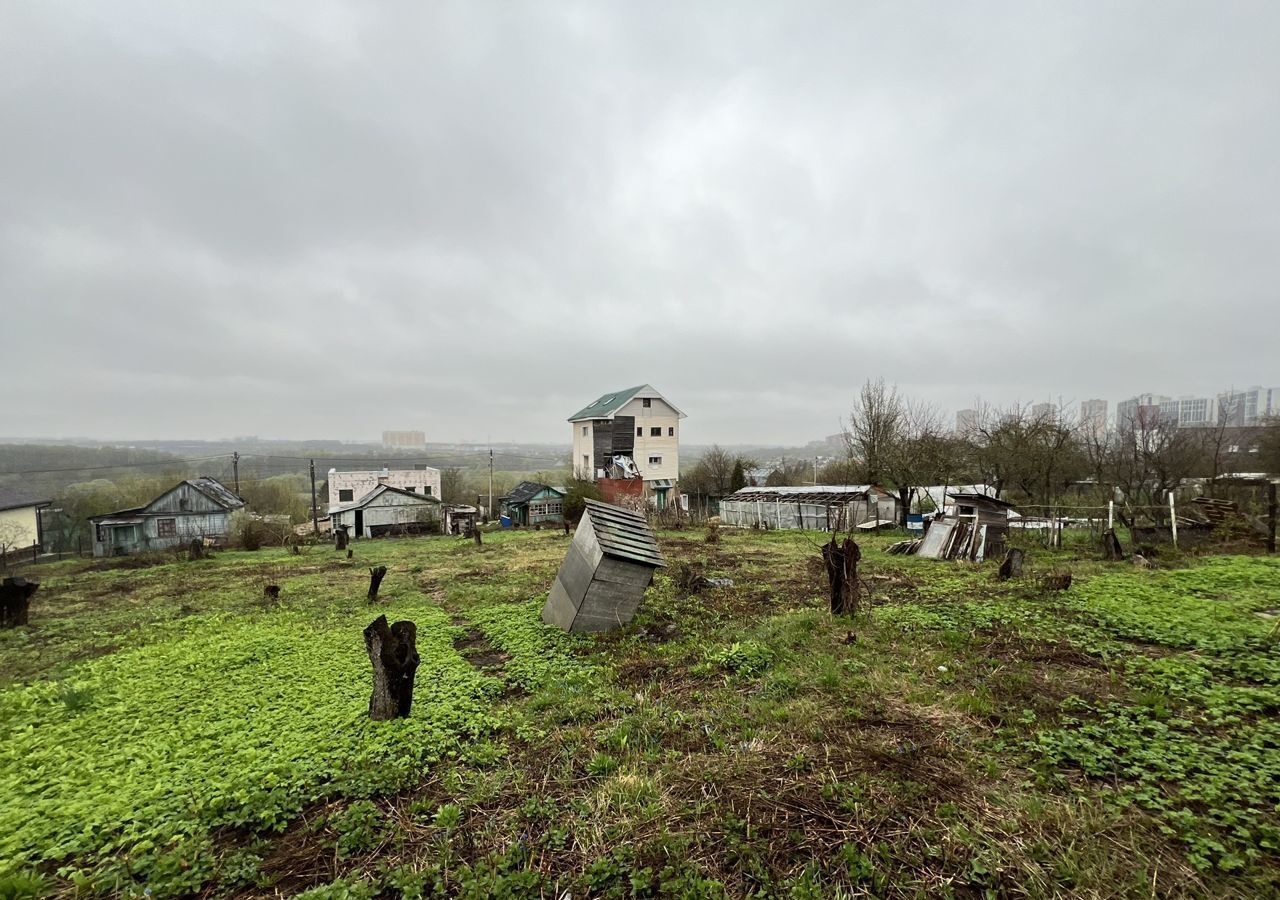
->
[1216, 386, 1280, 426]
[1079, 399, 1108, 439]
[1031, 402, 1055, 421]
[327, 466, 441, 513]
[1116, 393, 1171, 429]
[955, 408, 978, 436]
[381, 430, 426, 449]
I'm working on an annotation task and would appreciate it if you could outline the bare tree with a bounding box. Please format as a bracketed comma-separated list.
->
[844, 379, 904, 484]
[1106, 407, 1202, 515]
[843, 380, 950, 526]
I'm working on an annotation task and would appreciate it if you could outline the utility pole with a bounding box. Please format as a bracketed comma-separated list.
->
[309, 459, 319, 536]
[813, 457, 819, 486]
[488, 447, 494, 520]
[232, 451, 240, 496]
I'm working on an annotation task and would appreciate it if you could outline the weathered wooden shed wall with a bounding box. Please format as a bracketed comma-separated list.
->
[90, 478, 244, 556]
[542, 500, 665, 633]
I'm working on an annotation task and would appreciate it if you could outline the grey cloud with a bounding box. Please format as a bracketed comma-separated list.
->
[1, 1, 1277, 444]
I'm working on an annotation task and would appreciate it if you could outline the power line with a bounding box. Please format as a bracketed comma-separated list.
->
[0, 454, 233, 477]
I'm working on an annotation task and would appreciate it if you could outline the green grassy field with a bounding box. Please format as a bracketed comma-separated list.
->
[1, 529, 1276, 898]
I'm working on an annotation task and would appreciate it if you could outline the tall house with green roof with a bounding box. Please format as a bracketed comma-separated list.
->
[568, 385, 686, 509]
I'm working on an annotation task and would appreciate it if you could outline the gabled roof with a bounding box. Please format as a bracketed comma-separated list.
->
[90, 477, 243, 522]
[0, 485, 51, 514]
[582, 499, 666, 568]
[330, 483, 441, 514]
[503, 481, 564, 506]
[567, 384, 687, 422]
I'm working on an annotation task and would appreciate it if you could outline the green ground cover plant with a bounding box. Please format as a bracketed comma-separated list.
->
[0, 528, 1275, 897]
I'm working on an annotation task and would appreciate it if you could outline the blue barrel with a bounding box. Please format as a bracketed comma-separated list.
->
[499, 514, 512, 528]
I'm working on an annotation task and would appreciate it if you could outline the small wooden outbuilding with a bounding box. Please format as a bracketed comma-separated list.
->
[916, 492, 1015, 562]
[329, 484, 441, 538]
[542, 499, 666, 633]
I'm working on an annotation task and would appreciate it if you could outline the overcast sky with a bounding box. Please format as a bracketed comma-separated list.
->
[2, 2, 1277, 445]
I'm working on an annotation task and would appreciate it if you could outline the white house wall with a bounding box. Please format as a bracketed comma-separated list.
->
[617, 396, 681, 484]
[328, 469, 442, 511]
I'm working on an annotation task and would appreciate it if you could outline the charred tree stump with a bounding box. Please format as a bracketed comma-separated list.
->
[188, 538, 204, 561]
[1040, 572, 1073, 592]
[473, 528, 483, 548]
[821, 536, 861, 616]
[998, 548, 1025, 581]
[1102, 529, 1124, 561]
[367, 565, 388, 602]
[334, 527, 349, 551]
[263, 584, 280, 602]
[363, 615, 420, 720]
[1, 577, 39, 628]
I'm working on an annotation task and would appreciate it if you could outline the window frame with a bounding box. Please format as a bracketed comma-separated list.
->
[650, 427, 662, 437]
[157, 518, 177, 538]
[648, 455, 662, 466]
[338, 489, 354, 502]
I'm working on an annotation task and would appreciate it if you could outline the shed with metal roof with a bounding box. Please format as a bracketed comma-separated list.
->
[542, 499, 666, 633]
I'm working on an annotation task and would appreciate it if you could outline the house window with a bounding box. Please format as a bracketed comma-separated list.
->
[583, 454, 589, 471]
[582, 426, 587, 436]
[339, 489, 354, 502]
[179, 498, 190, 511]
[643, 398, 651, 408]
[649, 456, 662, 465]
[650, 427, 661, 436]
[530, 501, 563, 517]
[95, 525, 107, 542]
[668, 427, 674, 436]
[636, 427, 642, 437]
[157, 518, 177, 537]
[424, 486, 432, 496]
[405, 486, 417, 493]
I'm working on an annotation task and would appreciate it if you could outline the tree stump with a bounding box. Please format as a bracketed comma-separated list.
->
[1040, 573, 1072, 592]
[334, 527, 349, 551]
[0, 577, 39, 628]
[188, 539, 204, 561]
[368, 565, 388, 602]
[363, 615, 419, 720]
[821, 536, 861, 616]
[998, 548, 1025, 581]
[473, 528, 483, 548]
[1102, 529, 1124, 561]
[347, 549, 354, 559]
[263, 584, 280, 601]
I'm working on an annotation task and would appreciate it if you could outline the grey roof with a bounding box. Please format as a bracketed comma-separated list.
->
[188, 476, 245, 510]
[948, 492, 1016, 509]
[582, 499, 666, 568]
[0, 485, 51, 513]
[504, 480, 563, 506]
[89, 476, 244, 522]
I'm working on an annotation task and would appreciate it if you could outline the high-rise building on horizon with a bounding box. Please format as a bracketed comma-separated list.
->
[382, 430, 426, 449]
[1080, 399, 1108, 439]
[955, 408, 978, 436]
